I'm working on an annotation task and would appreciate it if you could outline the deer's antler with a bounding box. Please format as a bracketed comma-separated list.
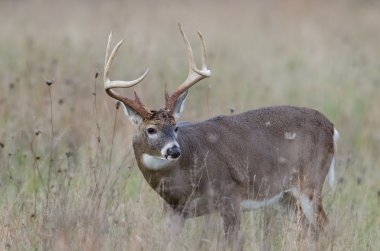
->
[104, 32, 152, 118]
[165, 24, 211, 114]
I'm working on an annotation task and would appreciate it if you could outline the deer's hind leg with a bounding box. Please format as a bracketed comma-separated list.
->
[292, 137, 334, 232]
[280, 190, 310, 233]
[287, 181, 329, 243]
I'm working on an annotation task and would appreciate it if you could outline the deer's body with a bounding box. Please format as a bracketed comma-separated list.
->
[103, 26, 339, 247]
[134, 106, 336, 224]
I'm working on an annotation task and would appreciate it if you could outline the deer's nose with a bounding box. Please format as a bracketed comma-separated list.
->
[166, 145, 181, 159]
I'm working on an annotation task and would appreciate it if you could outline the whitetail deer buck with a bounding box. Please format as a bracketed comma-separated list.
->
[104, 25, 339, 245]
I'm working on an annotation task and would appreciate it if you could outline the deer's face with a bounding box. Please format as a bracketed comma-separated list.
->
[137, 111, 181, 160]
[119, 90, 188, 161]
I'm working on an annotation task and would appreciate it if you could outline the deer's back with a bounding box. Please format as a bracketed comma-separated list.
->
[179, 105, 335, 198]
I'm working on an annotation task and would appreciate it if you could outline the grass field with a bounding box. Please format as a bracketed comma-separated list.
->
[0, 0, 379, 250]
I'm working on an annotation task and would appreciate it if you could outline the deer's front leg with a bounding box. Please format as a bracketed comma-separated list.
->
[164, 203, 185, 238]
[220, 196, 242, 249]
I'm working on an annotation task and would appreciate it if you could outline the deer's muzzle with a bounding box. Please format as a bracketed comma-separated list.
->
[166, 145, 181, 159]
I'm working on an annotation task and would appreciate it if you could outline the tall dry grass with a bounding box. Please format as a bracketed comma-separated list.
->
[0, 0, 379, 250]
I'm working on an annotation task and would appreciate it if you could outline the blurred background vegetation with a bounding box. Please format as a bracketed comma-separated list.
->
[0, 0, 379, 250]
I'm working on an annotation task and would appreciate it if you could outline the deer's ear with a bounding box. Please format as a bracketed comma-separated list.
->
[173, 91, 188, 119]
[121, 102, 143, 126]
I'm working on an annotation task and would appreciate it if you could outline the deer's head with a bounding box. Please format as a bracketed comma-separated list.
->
[104, 25, 211, 161]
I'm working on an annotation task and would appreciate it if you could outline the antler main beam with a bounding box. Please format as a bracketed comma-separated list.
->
[104, 33, 152, 118]
[165, 24, 211, 113]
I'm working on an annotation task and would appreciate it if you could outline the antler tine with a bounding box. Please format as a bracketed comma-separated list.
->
[104, 32, 152, 118]
[165, 24, 211, 113]
[105, 32, 112, 67]
[104, 33, 150, 89]
[197, 31, 209, 73]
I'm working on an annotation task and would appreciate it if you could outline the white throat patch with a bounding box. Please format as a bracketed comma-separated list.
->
[142, 153, 173, 170]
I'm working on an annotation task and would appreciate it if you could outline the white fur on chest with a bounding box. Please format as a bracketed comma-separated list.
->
[142, 153, 172, 170]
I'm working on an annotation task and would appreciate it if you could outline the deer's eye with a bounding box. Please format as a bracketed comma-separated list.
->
[174, 126, 179, 132]
[147, 127, 157, 135]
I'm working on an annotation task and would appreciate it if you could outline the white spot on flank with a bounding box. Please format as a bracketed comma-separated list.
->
[142, 153, 173, 170]
[206, 133, 218, 143]
[207, 187, 215, 197]
[284, 132, 297, 140]
[278, 156, 288, 164]
[265, 121, 271, 127]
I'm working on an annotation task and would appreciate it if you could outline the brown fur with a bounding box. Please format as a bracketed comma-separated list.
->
[131, 105, 335, 245]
